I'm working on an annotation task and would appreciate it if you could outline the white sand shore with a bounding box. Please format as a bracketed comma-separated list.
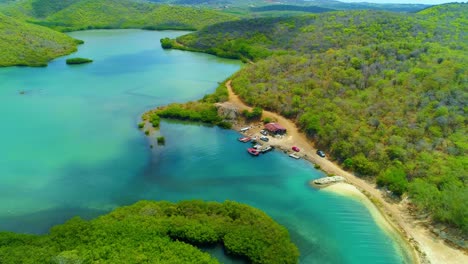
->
[323, 183, 415, 263]
[323, 183, 396, 233]
[323, 183, 468, 264]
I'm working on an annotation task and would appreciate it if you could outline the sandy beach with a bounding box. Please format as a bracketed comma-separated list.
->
[323, 183, 413, 262]
[225, 80, 468, 264]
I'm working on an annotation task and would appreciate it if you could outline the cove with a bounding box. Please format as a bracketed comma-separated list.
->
[0, 30, 410, 263]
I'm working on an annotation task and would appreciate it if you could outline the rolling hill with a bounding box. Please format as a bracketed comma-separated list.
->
[41, 0, 239, 31]
[0, 0, 239, 31]
[0, 13, 80, 66]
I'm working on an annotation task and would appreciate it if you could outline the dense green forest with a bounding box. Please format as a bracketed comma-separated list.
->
[0, 0, 238, 66]
[0, 0, 238, 31]
[250, 5, 333, 14]
[147, 0, 429, 13]
[0, 200, 299, 263]
[306, 0, 428, 12]
[170, 6, 467, 61]
[165, 4, 468, 233]
[0, 13, 80, 66]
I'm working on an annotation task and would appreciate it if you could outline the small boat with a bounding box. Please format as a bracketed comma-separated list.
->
[240, 126, 251, 132]
[238, 136, 251, 143]
[247, 148, 260, 156]
[292, 146, 300, 152]
[260, 146, 273, 153]
[253, 144, 262, 149]
[289, 153, 300, 159]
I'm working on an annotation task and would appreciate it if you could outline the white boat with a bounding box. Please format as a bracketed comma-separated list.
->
[260, 146, 273, 153]
[240, 126, 251, 132]
[289, 153, 300, 159]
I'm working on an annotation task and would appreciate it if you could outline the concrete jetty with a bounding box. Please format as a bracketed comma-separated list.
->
[313, 176, 346, 185]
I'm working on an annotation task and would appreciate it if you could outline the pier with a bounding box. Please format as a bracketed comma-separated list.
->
[313, 176, 346, 185]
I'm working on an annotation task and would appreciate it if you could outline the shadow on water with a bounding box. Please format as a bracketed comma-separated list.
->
[285, 225, 344, 264]
[200, 244, 248, 264]
[87, 50, 174, 76]
[0, 207, 107, 234]
[0, 139, 150, 234]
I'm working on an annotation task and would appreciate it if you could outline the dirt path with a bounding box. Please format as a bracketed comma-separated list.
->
[226, 80, 467, 264]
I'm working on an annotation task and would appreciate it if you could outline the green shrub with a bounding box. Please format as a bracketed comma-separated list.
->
[217, 121, 232, 129]
[138, 122, 145, 129]
[160, 38, 173, 49]
[155, 102, 222, 125]
[157, 136, 165, 145]
[201, 81, 229, 103]
[66, 57, 93, 65]
[150, 115, 160, 128]
[377, 166, 408, 196]
[262, 117, 272, 124]
[243, 107, 263, 120]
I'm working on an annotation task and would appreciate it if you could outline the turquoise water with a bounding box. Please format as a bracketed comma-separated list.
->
[0, 30, 410, 263]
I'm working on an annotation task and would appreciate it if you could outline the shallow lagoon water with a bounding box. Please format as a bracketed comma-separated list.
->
[0, 30, 410, 263]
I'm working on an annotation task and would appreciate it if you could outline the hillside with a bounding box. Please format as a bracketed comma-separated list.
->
[307, 0, 429, 12]
[0, 0, 239, 31]
[169, 6, 466, 61]
[0, 13, 80, 67]
[0, 0, 238, 67]
[0, 200, 299, 264]
[165, 4, 468, 233]
[147, 0, 429, 12]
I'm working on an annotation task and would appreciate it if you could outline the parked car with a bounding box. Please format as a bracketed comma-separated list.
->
[292, 146, 300, 152]
[260, 136, 269, 142]
[316, 150, 325, 157]
[260, 130, 268, 136]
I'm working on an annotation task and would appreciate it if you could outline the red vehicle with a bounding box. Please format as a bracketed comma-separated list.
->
[292, 146, 300, 152]
[247, 148, 260, 156]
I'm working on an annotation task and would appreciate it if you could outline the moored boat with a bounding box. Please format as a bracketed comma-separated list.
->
[240, 126, 251, 132]
[253, 144, 262, 149]
[247, 148, 260, 156]
[289, 153, 300, 159]
[260, 146, 273, 153]
[238, 136, 251, 143]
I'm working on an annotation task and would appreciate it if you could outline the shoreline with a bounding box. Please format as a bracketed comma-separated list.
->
[322, 183, 415, 264]
[224, 80, 468, 264]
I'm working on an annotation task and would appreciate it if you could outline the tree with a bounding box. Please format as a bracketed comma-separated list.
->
[377, 165, 408, 196]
